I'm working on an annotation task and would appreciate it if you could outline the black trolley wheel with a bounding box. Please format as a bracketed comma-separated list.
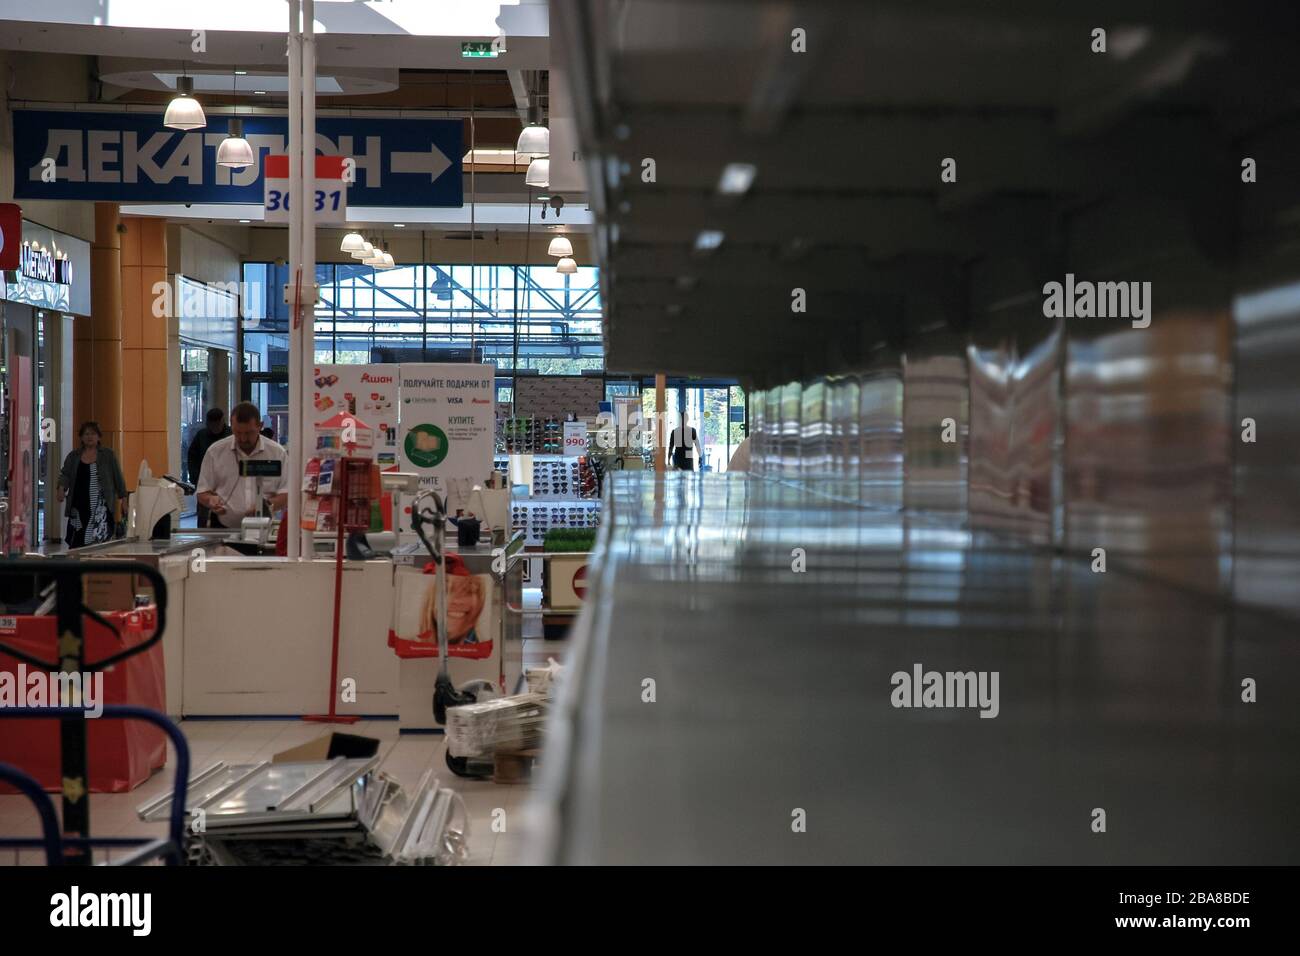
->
[445, 751, 477, 777]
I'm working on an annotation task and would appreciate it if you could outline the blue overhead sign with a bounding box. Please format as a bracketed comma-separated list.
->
[10, 110, 463, 208]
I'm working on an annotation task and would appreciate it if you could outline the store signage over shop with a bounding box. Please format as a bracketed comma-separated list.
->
[10, 110, 463, 208]
[17, 242, 72, 284]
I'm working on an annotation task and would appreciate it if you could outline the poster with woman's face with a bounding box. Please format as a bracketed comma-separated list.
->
[420, 573, 489, 646]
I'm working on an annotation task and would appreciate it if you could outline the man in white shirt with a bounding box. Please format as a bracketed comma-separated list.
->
[196, 402, 290, 529]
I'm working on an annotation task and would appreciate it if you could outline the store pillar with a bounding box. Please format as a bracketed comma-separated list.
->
[79, 203, 124, 448]
[118, 217, 171, 483]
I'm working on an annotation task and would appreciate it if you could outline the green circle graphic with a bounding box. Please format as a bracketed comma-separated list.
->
[405, 423, 449, 468]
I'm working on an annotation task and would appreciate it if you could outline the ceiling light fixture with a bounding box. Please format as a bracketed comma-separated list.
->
[516, 125, 549, 158]
[525, 157, 550, 189]
[556, 256, 577, 275]
[216, 118, 254, 168]
[717, 162, 757, 196]
[694, 229, 725, 253]
[352, 241, 374, 260]
[547, 236, 573, 257]
[216, 68, 253, 168]
[340, 232, 366, 254]
[164, 74, 205, 130]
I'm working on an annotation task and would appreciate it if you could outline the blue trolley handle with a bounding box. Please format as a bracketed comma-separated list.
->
[0, 705, 190, 865]
[0, 762, 63, 865]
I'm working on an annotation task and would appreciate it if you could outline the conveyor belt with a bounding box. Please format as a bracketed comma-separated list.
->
[529, 472, 1300, 864]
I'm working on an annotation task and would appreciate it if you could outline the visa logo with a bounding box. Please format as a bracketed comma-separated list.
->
[447, 397, 463, 404]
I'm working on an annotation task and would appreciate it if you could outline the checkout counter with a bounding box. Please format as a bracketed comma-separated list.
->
[55, 528, 527, 725]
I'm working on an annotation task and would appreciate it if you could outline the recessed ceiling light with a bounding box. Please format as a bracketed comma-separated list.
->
[717, 162, 757, 196]
[253, 90, 267, 95]
[239, 219, 251, 224]
[693, 230, 724, 252]
[234, 70, 248, 75]
[393, 223, 405, 228]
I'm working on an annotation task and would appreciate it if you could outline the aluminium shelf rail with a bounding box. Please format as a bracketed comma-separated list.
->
[526, 471, 1300, 865]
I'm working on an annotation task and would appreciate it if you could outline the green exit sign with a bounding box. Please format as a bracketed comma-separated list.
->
[461, 41, 503, 58]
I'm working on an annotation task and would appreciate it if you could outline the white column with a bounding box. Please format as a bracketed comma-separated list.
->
[286, 0, 303, 558]
[300, 0, 317, 557]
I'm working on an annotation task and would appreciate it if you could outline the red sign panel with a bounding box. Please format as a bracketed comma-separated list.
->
[0, 203, 21, 271]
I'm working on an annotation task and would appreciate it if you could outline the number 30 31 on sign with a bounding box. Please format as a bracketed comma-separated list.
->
[263, 155, 348, 224]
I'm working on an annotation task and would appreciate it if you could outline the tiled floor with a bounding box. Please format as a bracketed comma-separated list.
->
[0, 637, 567, 867]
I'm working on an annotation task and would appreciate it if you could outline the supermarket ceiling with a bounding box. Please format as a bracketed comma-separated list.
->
[551, 0, 1300, 383]
[0, 1, 581, 231]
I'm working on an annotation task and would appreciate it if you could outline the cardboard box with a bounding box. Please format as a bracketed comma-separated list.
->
[82, 570, 145, 611]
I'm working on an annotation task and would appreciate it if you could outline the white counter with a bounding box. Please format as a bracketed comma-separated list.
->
[181, 557, 399, 716]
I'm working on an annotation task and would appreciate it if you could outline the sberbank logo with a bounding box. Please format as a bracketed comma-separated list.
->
[405, 423, 449, 468]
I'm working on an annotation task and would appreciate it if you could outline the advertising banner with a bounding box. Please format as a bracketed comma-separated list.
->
[11, 111, 462, 208]
[308, 364, 399, 471]
[398, 364, 495, 515]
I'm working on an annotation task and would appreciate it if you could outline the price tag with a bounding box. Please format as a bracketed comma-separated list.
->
[263, 155, 348, 224]
[563, 421, 587, 457]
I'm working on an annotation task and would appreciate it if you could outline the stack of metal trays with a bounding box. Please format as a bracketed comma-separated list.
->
[137, 757, 469, 866]
[445, 693, 549, 759]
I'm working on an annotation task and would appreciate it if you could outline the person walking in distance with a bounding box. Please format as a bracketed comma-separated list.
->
[57, 422, 127, 547]
[667, 413, 702, 471]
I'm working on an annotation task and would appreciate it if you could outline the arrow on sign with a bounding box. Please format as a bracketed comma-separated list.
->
[390, 144, 452, 182]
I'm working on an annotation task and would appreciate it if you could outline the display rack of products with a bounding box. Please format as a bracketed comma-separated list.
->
[510, 499, 601, 545]
[492, 454, 599, 500]
[579, 449, 603, 497]
[301, 416, 379, 534]
[500, 416, 564, 455]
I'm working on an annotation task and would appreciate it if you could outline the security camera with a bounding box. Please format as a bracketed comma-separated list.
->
[185, 203, 193, 209]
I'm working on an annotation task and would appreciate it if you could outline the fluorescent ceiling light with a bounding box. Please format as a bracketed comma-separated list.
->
[516, 126, 549, 158]
[556, 257, 577, 274]
[694, 230, 725, 252]
[524, 157, 550, 188]
[717, 162, 757, 196]
[164, 76, 205, 130]
[547, 236, 573, 257]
